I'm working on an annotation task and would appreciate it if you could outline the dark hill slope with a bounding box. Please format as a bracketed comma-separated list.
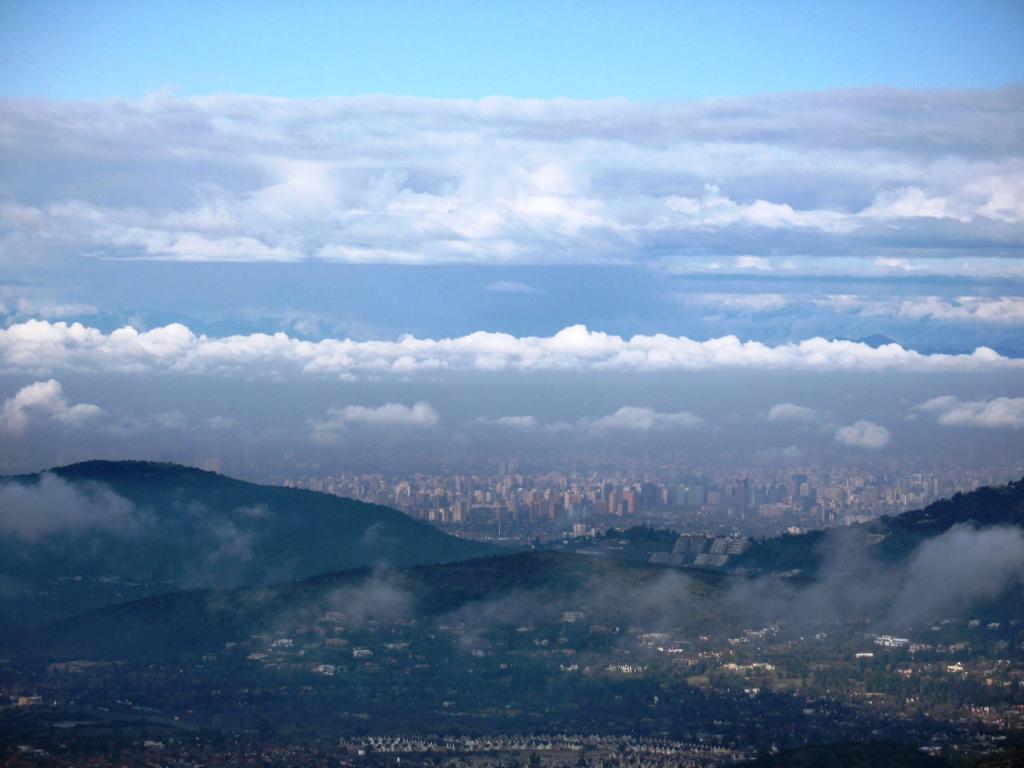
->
[13, 551, 725, 662]
[0, 461, 495, 625]
[732, 478, 1024, 576]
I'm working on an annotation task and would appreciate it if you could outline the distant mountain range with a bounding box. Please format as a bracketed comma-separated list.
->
[0, 460, 494, 626]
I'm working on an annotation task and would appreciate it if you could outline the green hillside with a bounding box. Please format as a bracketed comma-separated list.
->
[13, 550, 725, 661]
[0, 461, 495, 626]
[732, 478, 1024, 576]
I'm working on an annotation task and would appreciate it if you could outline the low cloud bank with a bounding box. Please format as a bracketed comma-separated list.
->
[2, 319, 1019, 377]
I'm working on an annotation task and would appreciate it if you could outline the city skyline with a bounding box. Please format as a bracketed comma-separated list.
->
[281, 460, 1023, 543]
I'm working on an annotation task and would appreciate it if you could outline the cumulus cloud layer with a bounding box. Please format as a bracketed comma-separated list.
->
[919, 395, 1024, 429]
[0, 379, 103, 435]
[1, 319, 1020, 377]
[834, 420, 891, 449]
[1, 89, 1022, 269]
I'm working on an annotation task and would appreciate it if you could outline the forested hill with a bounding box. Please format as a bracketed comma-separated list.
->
[0, 460, 495, 625]
[731, 478, 1024, 576]
[9, 550, 725, 661]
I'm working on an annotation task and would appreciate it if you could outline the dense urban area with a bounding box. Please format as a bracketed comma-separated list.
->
[277, 462, 1024, 543]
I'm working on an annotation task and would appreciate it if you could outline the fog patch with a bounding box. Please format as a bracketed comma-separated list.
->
[172, 501, 260, 586]
[444, 567, 703, 653]
[241, 568, 413, 640]
[235, 503, 271, 519]
[0, 474, 148, 540]
[200, 518, 256, 581]
[357, 521, 396, 557]
[725, 523, 1024, 631]
[322, 569, 414, 625]
[887, 524, 1024, 625]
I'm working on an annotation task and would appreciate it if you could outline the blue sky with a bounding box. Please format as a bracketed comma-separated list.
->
[2, 0, 1022, 100]
[1, 1, 1023, 473]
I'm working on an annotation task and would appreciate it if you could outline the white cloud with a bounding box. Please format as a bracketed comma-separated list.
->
[310, 402, 439, 441]
[333, 402, 439, 426]
[1, 320, 1019, 377]
[663, 186, 853, 235]
[834, 420, 890, 449]
[0, 379, 103, 435]
[0, 474, 146, 540]
[477, 415, 539, 429]
[13, 299, 98, 320]
[1, 89, 1022, 268]
[662, 256, 1024, 279]
[687, 293, 789, 313]
[734, 255, 773, 271]
[807, 295, 1024, 324]
[861, 186, 969, 222]
[684, 292, 1024, 325]
[918, 396, 1024, 429]
[895, 296, 1024, 324]
[476, 408, 702, 433]
[0, 288, 98, 322]
[766, 403, 818, 423]
[585, 406, 703, 432]
[874, 257, 913, 271]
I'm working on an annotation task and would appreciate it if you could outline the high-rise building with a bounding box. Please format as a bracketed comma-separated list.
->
[623, 489, 638, 516]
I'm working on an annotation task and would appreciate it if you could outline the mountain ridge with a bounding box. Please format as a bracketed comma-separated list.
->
[0, 460, 496, 627]
[731, 477, 1024, 576]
